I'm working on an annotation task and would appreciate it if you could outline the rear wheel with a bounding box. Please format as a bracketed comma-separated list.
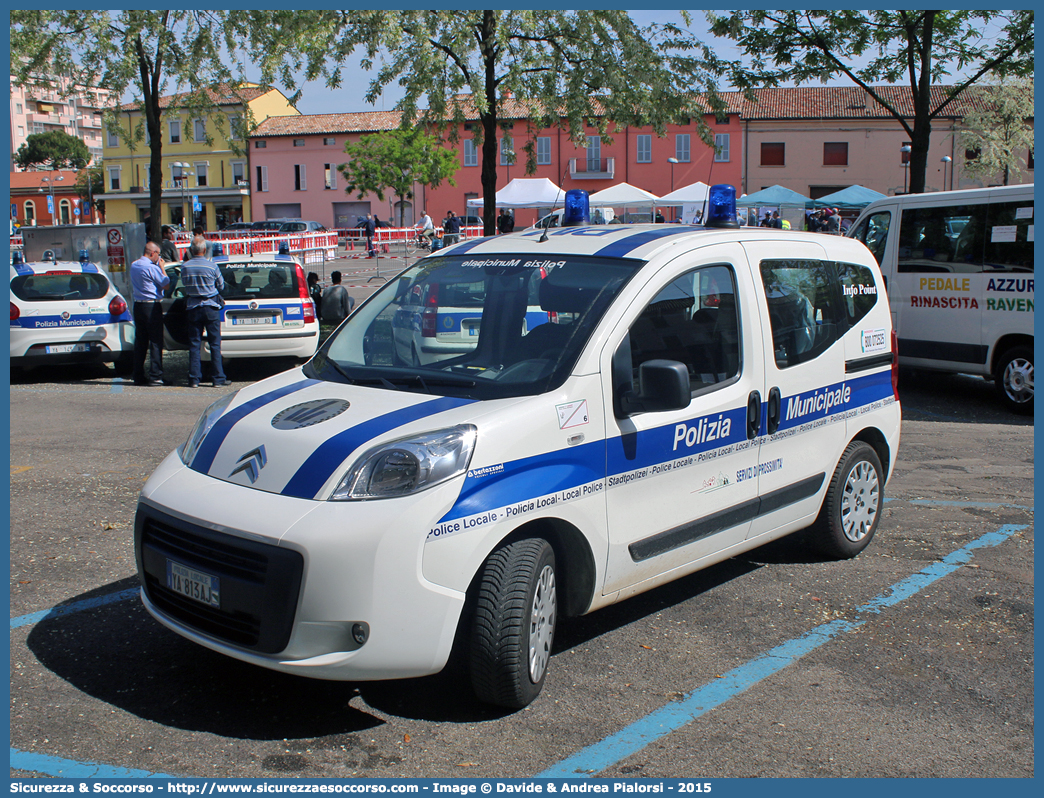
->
[470, 538, 557, 709]
[994, 345, 1033, 415]
[809, 441, 883, 559]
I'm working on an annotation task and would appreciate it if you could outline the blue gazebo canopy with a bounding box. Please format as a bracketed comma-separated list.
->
[810, 185, 888, 209]
[735, 185, 812, 207]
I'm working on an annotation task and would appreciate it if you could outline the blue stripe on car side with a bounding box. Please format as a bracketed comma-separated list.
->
[189, 378, 320, 474]
[281, 396, 476, 499]
[594, 228, 700, 258]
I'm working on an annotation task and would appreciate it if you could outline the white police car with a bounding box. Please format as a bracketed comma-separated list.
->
[10, 251, 134, 373]
[160, 246, 319, 361]
[135, 187, 901, 709]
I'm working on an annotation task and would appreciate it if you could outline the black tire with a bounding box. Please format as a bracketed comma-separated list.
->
[809, 441, 884, 559]
[993, 345, 1033, 415]
[470, 538, 557, 709]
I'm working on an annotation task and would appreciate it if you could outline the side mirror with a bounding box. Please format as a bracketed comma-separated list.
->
[616, 359, 691, 417]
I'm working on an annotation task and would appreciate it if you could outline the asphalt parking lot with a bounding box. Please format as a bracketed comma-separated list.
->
[9, 334, 1034, 779]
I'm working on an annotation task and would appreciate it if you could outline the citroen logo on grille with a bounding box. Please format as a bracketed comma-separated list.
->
[230, 445, 267, 483]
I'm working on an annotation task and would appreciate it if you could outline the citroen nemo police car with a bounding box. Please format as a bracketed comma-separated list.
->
[10, 251, 134, 373]
[160, 246, 319, 361]
[136, 187, 901, 709]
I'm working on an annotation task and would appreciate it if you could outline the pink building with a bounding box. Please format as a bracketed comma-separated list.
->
[10, 75, 113, 171]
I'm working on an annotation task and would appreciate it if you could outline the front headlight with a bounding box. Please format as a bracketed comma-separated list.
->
[330, 425, 477, 501]
[179, 390, 240, 466]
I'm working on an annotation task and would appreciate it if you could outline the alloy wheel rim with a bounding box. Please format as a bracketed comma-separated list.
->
[1003, 358, 1034, 404]
[840, 461, 879, 542]
[529, 564, 557, 683]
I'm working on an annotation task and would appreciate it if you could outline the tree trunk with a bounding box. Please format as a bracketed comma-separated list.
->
[479, 10, 499, 237]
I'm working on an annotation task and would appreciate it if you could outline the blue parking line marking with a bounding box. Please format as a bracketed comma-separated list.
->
[909, 499, 1033, 510]
[111, 377, 124, 394]
[9, 587, 138, 630]
[539, 523, 1027, 778]
[10, 748, 176, 778]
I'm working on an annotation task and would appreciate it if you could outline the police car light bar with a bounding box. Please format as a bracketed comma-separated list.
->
[278, 242, 290, 255]
[562, 190, 590, 227]
[12, 251, 23, 266]
[212, 242, 223, 257]
[79, 249, 90, 263]
[705, 184, 740, 229]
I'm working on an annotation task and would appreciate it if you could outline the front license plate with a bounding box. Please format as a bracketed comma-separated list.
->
[45, 343, 92, 354]
[166, 560, 220, 608]
[232, 315, 277, 326]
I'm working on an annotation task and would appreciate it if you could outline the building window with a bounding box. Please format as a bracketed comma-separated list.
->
[255, 140, 267, 149]
[231, 162, 246, 186]
[964, 146, 980, 162]
[169, 119, 180, 144]
[324, 163, 337, 190]
[500, 137, 515, 166]
[586, 135, 600, 171]
[536, 137, 551, 165]
[195, 163, 208, 187]
[714, 133, 730, 163]
[636, 134, 651, 163]
[824, 142, 848, 166]
[293, 139, 305, 147]
[761, 142, 785, 167]
[323, 137, 336, 146]
[16, 103, 22, 114]
[106, 128, 119, 148]
[294, 164, 307, 191]
[463, 139, 477, 167]
[17, 126, 25, 138]
[675, 134, 690, 163]
[24, 201, 35, 225]
[1028, 150, 1034, 170]
[256, 165, 268, 192]
[227, 115, 241, 139]
[108, 166, 121, 191]
[193, 118, 206, 141]
[59, 199, 72, 225]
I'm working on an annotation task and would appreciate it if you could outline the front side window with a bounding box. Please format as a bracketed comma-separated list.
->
[312, 253, 642, 400]
[627, 264, 741, 394]
[636, 134, 651, 163]
[760, 259, 845, 368]
[849, 211, 892, 267]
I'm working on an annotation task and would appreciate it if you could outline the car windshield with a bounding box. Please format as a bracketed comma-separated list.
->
[11, 271, 110, 301]
[305, 252, 642, 400]
[219, 262, 299, 300]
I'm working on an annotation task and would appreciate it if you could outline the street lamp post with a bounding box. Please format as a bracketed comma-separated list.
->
[172, 162, 194, 229]
[667, 156, 679, 192]
[900, 145, 912, 194]
[39, 172, 65, 225]
[941, 156, 952, 191]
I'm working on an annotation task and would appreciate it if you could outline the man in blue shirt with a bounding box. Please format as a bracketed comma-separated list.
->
[181, 236, 230, 388]
[129, 241, 170, 386]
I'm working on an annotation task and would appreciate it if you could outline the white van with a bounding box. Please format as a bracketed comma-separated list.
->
[847, 184, 1033, 413]
[135, 191, 901, 709]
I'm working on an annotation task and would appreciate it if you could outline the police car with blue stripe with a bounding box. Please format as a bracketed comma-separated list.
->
[160, 244, 319, 361]
[10, 250, 134, 373]
[135, 186, 901, 708]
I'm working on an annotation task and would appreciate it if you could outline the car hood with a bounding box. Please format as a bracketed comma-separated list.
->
[184, 369, 479, 500]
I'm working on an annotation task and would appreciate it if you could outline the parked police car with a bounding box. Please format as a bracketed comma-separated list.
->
[135, 187, 901, 709]
[160, 246, 319, 362]
[10, 250, 134, 373]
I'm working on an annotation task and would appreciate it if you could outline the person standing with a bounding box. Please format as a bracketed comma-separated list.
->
[321, 270, 354, 327]
[497, 209, 514, 234]
[129, 241, 170, 386]
[363, 213, 377, 258]
[307, 272, 323, 322]
[181, 236, 229, 388]
[443, 210, 462, 245]
[159, 225, 179, 264]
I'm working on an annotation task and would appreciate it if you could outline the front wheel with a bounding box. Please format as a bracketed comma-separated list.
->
[809, 441, 883, 559]
[994, 345, 1033, 415]
[470, 538, 557, 709]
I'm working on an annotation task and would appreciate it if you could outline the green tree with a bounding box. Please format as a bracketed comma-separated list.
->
[11, 11, 253, 240]
[706, 10, 1034, 194]
[238, 10, 722, 234]
[959, 77, 1034, 187]
[14, 129, 91, 171]
[339, 129, 459, 228]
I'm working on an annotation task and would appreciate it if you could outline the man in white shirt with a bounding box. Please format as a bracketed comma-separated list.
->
[416, 210, 434, 245]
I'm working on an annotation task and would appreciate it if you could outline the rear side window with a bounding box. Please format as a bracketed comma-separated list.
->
[760, 259, 845, 368]
[836, 261, 881, 327]
[984, 201, 1034, 272]
[898, 203, 986, 273]
[11, 272, 110, 301]
[220, 264, 299, 300]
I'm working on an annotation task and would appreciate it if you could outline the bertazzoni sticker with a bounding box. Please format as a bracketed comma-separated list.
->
[861, 328, 888, 354]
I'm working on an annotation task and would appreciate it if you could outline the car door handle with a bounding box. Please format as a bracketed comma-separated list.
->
[747, 390, 762, 440]
[767, 386, 782, 435]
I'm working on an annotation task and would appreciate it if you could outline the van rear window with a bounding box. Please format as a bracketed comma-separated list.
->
[11, 272, 110, 301]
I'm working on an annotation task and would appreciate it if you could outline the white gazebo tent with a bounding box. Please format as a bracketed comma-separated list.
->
[655, 181, 711, 224]
[466, 177, 566, 209]
[587, 182, 660, 223]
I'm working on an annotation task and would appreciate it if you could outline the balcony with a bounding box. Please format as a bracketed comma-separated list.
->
[569, 157, 615, 180]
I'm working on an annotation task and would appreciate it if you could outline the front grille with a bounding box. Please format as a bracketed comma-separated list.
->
[136, 506, 304, 654]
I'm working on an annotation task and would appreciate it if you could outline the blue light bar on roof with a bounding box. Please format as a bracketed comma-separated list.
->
[212, 242, 223, 257]
[705, 184, 740, 229]
[562, 190, 590, 227]
[278, 241, 290, 255]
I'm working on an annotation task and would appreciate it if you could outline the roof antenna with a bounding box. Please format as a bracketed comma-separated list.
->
[539, 172, 571, 243]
